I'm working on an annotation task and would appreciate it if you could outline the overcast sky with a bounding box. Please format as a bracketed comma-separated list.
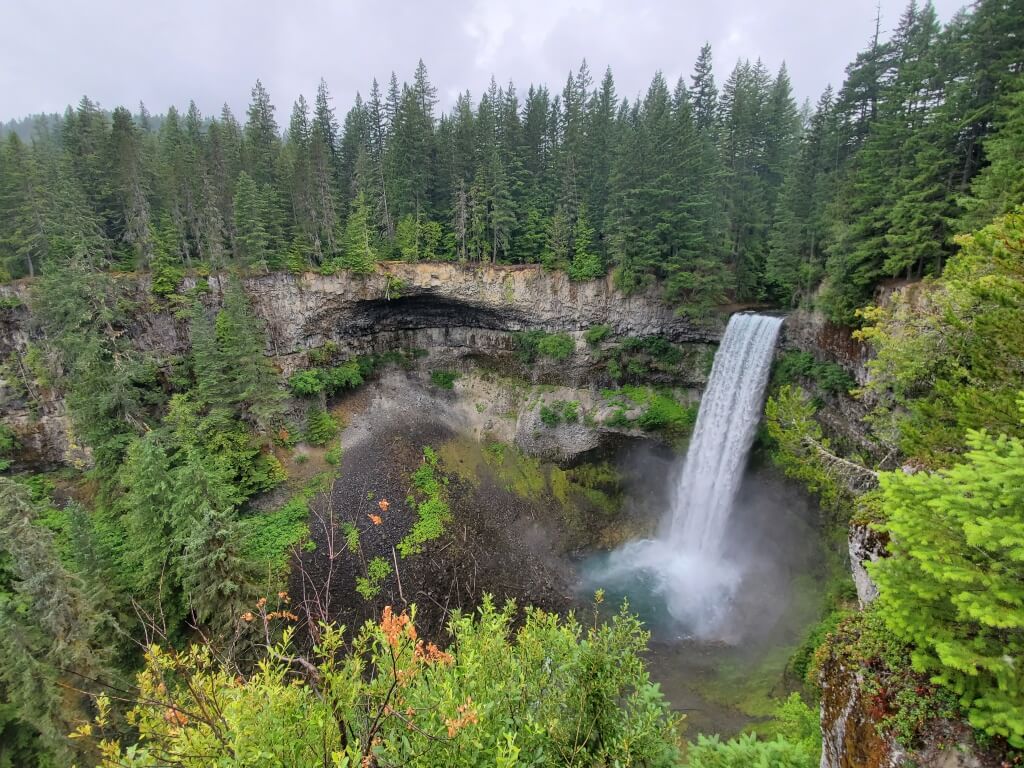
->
[1, 0, 966, 123]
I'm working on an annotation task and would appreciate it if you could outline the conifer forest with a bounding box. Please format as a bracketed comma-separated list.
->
[1, 0, 1023, 766]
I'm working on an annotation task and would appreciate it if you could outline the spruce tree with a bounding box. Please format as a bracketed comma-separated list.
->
[568, 203, 602, 280]
[339, 190, 379, 273]
[244, 79, 281, 185]
[870, 413, 1024, 747]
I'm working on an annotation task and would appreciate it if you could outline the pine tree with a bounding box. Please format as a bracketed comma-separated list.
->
[0, 479, 115, 764]
[244, 79, 281, 185]
[870, 410, 1024, 747]
[107, 106, 153, 267]
[690, 43, 718, 132]
[339, 190, 379, 273]
[117, 432, 183, 620]
[568, 203, 602, 280]
[233, 171, 271, 269]
[180, 505, 255, 630]
[960, 86, 1024, 229]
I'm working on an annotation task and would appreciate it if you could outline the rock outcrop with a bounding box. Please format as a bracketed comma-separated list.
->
[0, 264, 721, 464]
[849, 522, 887, 608]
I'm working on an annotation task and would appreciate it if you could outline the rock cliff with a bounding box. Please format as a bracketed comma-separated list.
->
[0, 264, 722, 464]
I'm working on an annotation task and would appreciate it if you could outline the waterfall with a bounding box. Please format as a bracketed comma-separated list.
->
[667, 313, 784, 556]
[590, 313, 784, 639]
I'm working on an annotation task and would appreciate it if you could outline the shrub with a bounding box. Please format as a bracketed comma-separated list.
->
[89, 598, 682, 766]
[305, 408, 339, 446]
[584, 324, 611, 345]
[536, 333, 575, 360]
[539, 404, 559, 427]
[430, 370, 458, 389]
[686, 733, 816, 768]
[355, 556, 392, 600]
[288, 369, 325, 397]
[772, 351, 854, 395]
[636, 393, 696, 435]
[538, 400, 581, 428]
[324, 445, 342, 465]
[239, 474, 328, 581]
[288, 360, 364, 398]
[513, 330, 575, 362]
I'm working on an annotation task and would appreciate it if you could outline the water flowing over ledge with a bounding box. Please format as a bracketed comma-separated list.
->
[589, 313, 784, 640]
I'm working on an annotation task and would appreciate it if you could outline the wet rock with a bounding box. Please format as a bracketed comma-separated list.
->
[849, 522, 887, 608]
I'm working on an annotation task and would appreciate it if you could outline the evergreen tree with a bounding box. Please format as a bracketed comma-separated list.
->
[0, 479, 115, 764]
[871, 411, 1024, 747]
[960, 86, 1024, 229]
[233, 171, 271, 270]
[568, 203, 602, 280]
[180, 505, 255, 630]
[339, 190, 379, 273]
[244, 79, 281, 186]
[107, 106, 153, 267]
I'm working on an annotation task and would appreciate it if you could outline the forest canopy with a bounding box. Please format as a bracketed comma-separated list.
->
[1, 0, 1021, 321]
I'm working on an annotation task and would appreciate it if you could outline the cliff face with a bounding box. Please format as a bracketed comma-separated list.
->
[238, 263, 722, 373]
[0, 264, 722, 464]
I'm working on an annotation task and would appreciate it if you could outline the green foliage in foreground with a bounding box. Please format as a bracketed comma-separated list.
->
[686, 732, 816, 768]
[86, 598, 683, 767]
[869, 405, 1024, 748]
[397, 446, 451, 557]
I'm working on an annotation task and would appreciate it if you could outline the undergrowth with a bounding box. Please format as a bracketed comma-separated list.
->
[397, 446, 451, 557]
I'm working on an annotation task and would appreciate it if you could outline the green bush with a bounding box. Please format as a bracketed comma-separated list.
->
[355, 556, 392, 600]
[288, 360, 364, 397]
[513, 330, 575, 362]
[772, 351, 854, 395]
[584, 324, 611, 345]
[686, 732, 816, 768]
[539, 404, 559, 427]
[537, 333, 575, 359]
[539, 400, 581, 428]
[636, 393, 696, 435]
[305, 408, 339, 446]
[93, 598, 682, 766]
[239, 475, 328, 581]
[324, 445, 342, 465]
[430, 370, 459, 389]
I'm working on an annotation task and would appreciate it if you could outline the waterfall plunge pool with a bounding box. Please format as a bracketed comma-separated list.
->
[575, 314, 829, 736]
[575, 461, 829, 737]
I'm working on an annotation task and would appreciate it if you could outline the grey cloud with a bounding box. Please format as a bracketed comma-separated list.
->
[0, 0, 966, 122]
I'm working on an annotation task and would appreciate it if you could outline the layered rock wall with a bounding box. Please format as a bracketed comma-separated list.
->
[0, 264, 722, 464]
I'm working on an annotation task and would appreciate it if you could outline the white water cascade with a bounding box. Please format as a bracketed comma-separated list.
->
[595, 313, 784, 639]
